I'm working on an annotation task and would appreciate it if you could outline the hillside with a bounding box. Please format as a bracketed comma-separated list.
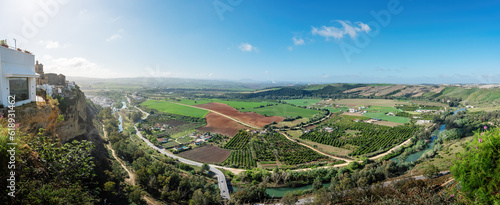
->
[232, 84, 500, 107]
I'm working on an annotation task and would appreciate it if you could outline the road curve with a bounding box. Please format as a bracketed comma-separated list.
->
[281, 132, 353, 163]
[134, 122, 231, 199]
[129, 99, 231, 199]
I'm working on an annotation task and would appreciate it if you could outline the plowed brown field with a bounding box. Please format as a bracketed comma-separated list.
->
[194, 102, 284, 128]
[178, 145, 231, 164]
[197, 112, 249, 136]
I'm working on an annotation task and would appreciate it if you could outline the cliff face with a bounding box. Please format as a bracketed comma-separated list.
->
[12, 87, 110, 180]
[55, 89, 95, 143]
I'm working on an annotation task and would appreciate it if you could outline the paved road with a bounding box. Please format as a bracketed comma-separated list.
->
[131, 103, 231, 200]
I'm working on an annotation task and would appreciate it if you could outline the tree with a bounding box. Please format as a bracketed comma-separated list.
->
[280, 192, 298, 205]
[190, 189, 208, 205]
[200, 163, 210, 174]
[312, 176, 322, 191]
[422, 164, 439, 179]
[104, 181, 116, 195]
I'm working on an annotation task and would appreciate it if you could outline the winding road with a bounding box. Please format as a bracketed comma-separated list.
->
[130, 98, 423, 200]
[130, 99, 231, 200]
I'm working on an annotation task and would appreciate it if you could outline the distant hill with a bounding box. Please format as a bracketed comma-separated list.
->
[231, 84, 500, 108]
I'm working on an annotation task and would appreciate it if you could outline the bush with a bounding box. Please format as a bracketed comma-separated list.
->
[422, 164, 439, 179]
[451, 128, 500, 204]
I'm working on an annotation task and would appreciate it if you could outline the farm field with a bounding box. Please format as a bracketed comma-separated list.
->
[242, 103, 321, 118]
[221, 131, 338, 169]
[141, 100, 209, 118]
[283, 99, 323, 106]
[363, 112, 410, 124]
[333, 99, 410, 107]
[300, 116, 418, 156]
[175, 98, 275, 109]
[286, 130, 353, 156]
[178, 145, 231, 164]
[363, 106, 402, 113]
[326, 107, 349, 113]
[197, 112, 250, 137]
[194, 102, 284, 128]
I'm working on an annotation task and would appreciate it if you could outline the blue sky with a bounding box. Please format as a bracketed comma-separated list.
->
[1, 0, 499, 84]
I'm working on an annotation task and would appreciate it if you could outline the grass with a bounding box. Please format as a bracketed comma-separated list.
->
[175, 98, 275, 109]
[409, 136, 472, 175]
[243, 104, 321, 118]
[363, 112, 409, 124]
[363, 106, 402, 113]
[283, 99, 323, 106]
[142, 100, 209, 118]
[333, 99, 410, 107]
[162, 141, 180, 148]
[327, 107, 349, 113]
[177, 136, 193, 144]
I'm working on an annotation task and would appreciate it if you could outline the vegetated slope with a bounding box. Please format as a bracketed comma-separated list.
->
[231, 84, 500, 107]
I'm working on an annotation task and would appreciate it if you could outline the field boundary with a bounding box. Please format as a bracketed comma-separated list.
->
[170, 101, 262, 129]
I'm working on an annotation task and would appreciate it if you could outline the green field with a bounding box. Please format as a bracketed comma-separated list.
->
[363, 112, 409, 124]
[175, 98, 274, 109]
[327, 107, 349, 113]
[243, 104, 321, 118]
[283, 99, 323, 106]
[141, 100, 209, 118]
[363, 106, 402, 113]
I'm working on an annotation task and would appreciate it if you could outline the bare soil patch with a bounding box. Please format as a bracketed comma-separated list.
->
[341, 112, 364, 117]
[343, 86, 372, 93]
[178, 145, 231, 164]
[195, 102, 284, 128]
[375, 85, 406, 96]
[373, 120, 403, 127]
[197, 112, 249, 137]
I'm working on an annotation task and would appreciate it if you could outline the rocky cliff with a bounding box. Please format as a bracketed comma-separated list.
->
[10, 87, 110, 181]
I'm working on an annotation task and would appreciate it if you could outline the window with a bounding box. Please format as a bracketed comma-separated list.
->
[9, 78, 29, 101]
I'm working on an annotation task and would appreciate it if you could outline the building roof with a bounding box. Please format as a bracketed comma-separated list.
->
[3, 66, 39, 78]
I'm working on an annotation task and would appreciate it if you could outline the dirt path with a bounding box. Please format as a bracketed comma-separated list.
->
[369, 137, 413, 160]
[103, 126, 136, 186]
[170, 102, 261, 129]
[147, 100, 417, 171]
[108, 144, 136, 186]
[143, 196, 164, 205]
[281, 132, 354, 163]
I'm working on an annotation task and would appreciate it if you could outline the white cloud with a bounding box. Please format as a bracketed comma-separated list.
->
[106, 29, 125, 42]
[110, 16, 123, 22]
[106, 34, 122, 42]
[238, 43, 257, 52]
[40, 56, 121, 78]
[39, 40, 60, 49]
[292, 36, 305, 46]
[312, 20, 371, 40]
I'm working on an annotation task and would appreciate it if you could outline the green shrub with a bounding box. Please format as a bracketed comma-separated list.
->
[451, 128, 500, 204]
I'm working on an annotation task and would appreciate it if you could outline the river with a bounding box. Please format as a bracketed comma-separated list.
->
[117, 101, 126, 132]
[218, 182, 331, 198]
[391, 107, 466, 163]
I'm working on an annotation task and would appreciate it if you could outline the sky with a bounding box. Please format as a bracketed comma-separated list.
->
[1, 0, 499, 84]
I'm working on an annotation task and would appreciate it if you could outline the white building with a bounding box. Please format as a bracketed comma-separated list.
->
[0, 46, 38, 107]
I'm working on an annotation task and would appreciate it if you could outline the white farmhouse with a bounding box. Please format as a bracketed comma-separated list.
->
[0, 46, 38, 107]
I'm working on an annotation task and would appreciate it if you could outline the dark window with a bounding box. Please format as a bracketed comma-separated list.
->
[9, 78, 29, 101]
